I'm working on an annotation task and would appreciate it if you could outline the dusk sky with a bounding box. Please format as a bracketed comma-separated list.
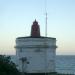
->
[0, 0, 75, 55]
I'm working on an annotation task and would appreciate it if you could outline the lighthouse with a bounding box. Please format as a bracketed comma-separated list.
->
[15, 20, 57, 74]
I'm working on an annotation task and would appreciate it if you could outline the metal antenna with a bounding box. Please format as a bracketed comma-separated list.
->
[45, 12, 47, 37]
[45, 0, 47, 37]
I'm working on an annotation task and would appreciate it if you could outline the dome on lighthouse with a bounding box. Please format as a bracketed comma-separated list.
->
[31, 20, 40, 37]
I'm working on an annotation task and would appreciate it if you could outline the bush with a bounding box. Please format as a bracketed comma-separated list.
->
[0, 55, 21, 75]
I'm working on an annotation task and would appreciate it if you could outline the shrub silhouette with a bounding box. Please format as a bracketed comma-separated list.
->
[0, 55, 21, 75]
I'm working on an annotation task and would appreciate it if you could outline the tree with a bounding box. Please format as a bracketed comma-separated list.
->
[0, 55, 21, 75]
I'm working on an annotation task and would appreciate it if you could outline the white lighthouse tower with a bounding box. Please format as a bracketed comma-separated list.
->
[15, 20, 57, 74]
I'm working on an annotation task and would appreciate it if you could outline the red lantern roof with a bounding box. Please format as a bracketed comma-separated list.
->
[31, 20, 40, 37]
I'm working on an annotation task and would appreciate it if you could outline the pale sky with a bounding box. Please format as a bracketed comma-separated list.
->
[0, 0, 75, 55]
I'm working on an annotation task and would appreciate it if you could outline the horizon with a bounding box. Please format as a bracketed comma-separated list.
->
[0, 0, 75, 55]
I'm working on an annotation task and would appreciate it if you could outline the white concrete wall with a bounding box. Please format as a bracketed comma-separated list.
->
[15, 37, 56, 73]
[16, 38, 56, 46]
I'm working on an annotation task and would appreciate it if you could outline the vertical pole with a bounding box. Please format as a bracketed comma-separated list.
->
[45, 0, 47, 37]
[45, 12, 47, 37]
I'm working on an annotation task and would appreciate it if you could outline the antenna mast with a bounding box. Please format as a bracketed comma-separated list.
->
[45, 0, 47, 37]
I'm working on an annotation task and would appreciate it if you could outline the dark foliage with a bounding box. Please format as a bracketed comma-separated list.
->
[0, 55, 21, 75]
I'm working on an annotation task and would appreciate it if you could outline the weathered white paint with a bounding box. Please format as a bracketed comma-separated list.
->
[15, 37, 56, 73]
